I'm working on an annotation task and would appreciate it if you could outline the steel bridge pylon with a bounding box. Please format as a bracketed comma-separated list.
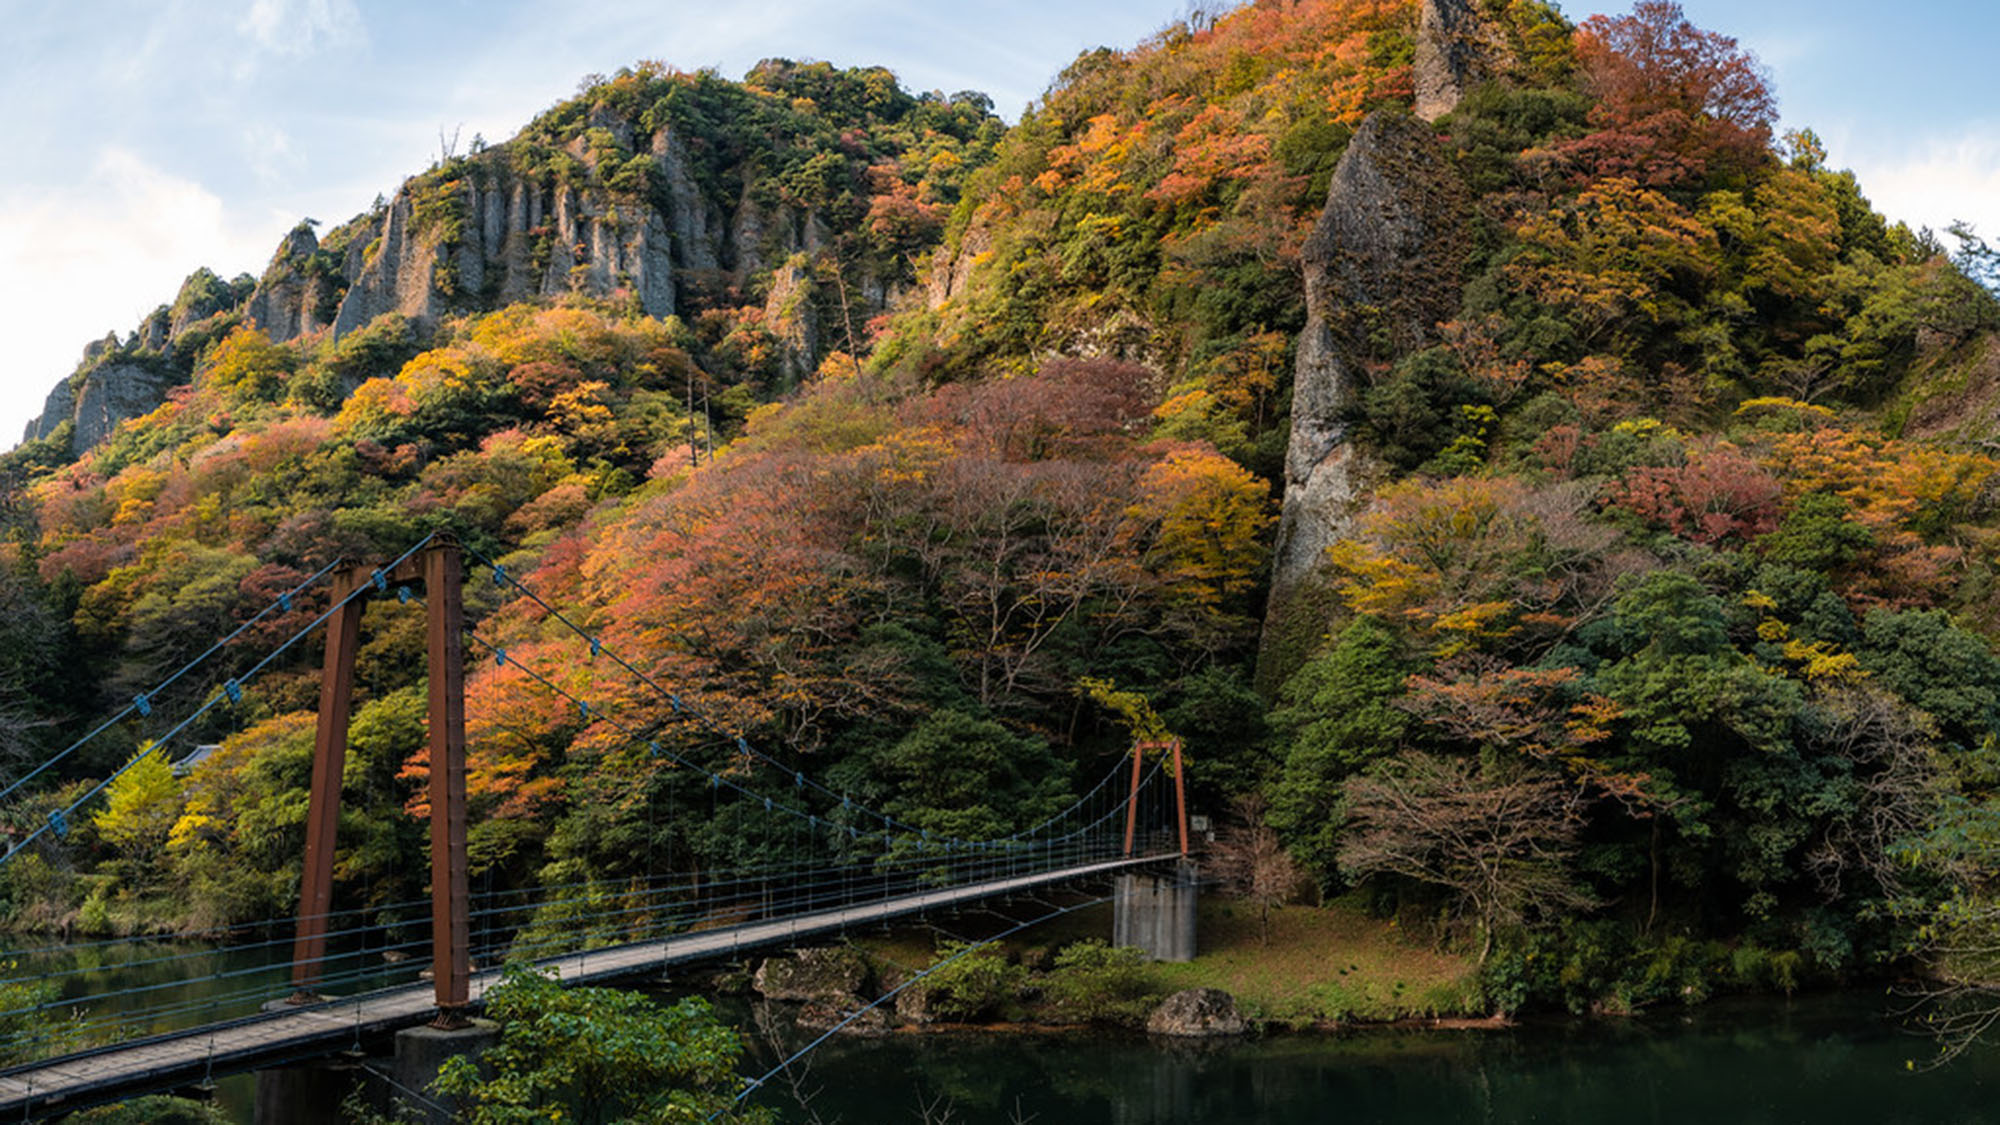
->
[292, 535, 471, 1026]
[1117, 738, 1198, 961]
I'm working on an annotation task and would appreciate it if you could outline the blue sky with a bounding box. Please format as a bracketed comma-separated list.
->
[1, 0, 1994, 445]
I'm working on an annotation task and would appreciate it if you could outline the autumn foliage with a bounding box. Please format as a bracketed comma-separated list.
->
[2, 0, 1999, 1024]
[1559, 0, 1776, 187]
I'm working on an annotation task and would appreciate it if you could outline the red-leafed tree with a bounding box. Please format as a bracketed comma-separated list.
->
[1608, 439, 1783, 546]
[1557, 1, 1776, 187]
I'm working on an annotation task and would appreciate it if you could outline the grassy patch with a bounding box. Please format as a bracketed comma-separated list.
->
[1147, 897, 1482, 1026]
[847, 892, 1481, 1028]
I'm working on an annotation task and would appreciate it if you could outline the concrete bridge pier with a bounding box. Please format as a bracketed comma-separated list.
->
[252, 1015, 498, 1125]
[1113, 860, 1198, 962]
[386, 1019, 500, 1124]
[252, 1057, 360, 1125]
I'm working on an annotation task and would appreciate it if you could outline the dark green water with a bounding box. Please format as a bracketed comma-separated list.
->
[739, 994, 2000, 1124]
[19, 941, 2000, 1124]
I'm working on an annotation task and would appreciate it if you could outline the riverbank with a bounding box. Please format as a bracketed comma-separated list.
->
[805, 893, 1488, 1032]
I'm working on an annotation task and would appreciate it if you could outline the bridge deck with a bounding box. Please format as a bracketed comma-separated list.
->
[0, 853, 1172, 1118]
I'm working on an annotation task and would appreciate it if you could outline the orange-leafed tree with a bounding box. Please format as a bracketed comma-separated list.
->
[1327, 476, 1620, 657]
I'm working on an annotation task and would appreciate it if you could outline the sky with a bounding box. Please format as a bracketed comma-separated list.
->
[0, 0, 1995, 446]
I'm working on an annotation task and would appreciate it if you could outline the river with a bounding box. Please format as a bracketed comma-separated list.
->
[14, 939, 2000, 1122]
[734, 992, 2000, 1124]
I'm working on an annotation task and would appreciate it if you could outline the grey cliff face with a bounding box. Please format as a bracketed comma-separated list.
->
[25, 98, 913, 458]
[1414, 0, 1512, 122]
[763, 258, 821, 386]
[926, 225, 991, 309]
[244, 224, 328, 344]
[1262, 111, 1470, 677]
[25, 319, 212, 452]
[21, 377, 78, 445]
[72, 363, 171, 451]
[322, 123, 870, 351]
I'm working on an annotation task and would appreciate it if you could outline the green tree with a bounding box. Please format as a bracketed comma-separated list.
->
[92, 746, 183, 872]
[830, 710, 1070, 841]
[1858, 609, 2000, 753]
[68, 1097, 228, 1125]
[0, 962, 64, 1065]
[1267, 616, 1411, 884]
[917, 940, 1025, 1021]
[432, 965, 764, 1124]
[1041, 940, 1159, 1024]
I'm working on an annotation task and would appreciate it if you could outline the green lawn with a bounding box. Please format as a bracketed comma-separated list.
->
[1147, 898, 1484, 1026]
[849, 892, 1484, 1028]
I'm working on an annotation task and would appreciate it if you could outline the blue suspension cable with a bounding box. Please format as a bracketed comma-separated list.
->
[0, 557, 347, 804]
[1, 535, 438, 865]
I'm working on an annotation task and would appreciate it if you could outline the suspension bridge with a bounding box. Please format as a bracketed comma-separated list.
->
[0, 534, 1197, 1120]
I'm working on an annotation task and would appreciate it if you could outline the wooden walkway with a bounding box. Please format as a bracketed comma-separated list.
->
[0, 853, 1168, 1119]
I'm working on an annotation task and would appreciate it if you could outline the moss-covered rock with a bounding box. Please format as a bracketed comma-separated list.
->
[753, 946, 870, 1002]
[1145, 987, 1249, 1037]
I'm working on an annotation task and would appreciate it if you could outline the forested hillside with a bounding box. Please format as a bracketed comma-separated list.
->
[4, 0, 1999, 1017]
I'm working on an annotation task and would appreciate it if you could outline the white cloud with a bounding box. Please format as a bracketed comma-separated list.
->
[1849, 126, 2000, 236]
[243, 123, 302, 185]
[0, 149, 287, 444]
[239, 0, 364, 58]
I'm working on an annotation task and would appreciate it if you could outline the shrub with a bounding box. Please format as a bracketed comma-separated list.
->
[920, 941, 1024, 1021]
[69, 1097, 230, 1125]
[1041, 940, 1159, 1025]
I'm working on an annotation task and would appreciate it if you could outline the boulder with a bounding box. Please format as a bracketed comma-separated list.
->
[753, 946, 870, 1002]
[893, 980, 935, 1026]
[1145, 988, 1248, 1038]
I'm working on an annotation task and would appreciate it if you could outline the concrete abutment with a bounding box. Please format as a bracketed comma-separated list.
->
[1113, 860, 1199, 962]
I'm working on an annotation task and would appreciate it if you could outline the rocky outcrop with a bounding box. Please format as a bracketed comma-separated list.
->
[23, 337, 177, 450]
[654, 128, 722, 274]
[1414, 0, 1513, 122]
[325, 120, 862, 345]
[329, 145, 685, 340]
[797, 999, 889, 1034]
[1902, 334, 2000, 442]
[72, 363, 172, 451]
[753, 947, 869, 1002]
[244, 223, 336, 344]
[755, 947, 886, 1035]
[166, 270, 236, 339]
[1145, 988, 1247, 1037]
[764, 256, 821, 385]
[1262, 112, 1471, 683]
[21, 92, 917, 456]
[21, 376, 79, 445]
[893, 980, 936, 1025]
[926, 225, 991, 308]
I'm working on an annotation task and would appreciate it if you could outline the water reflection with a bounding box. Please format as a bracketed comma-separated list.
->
[743, 993, 2000, 1124]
